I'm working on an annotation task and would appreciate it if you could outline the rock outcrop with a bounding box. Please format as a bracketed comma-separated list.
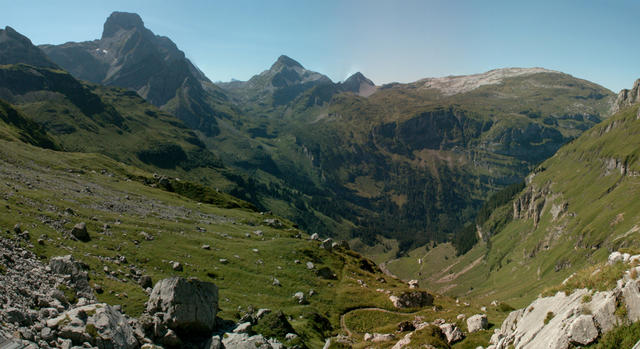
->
[489, 252, 640, 348]
[611, 78, 640, 114]
[389, 291, 434, 308]
[48, 303, 138, 349]
[512, 184, 550, 227]
[0, 237, 136, 349]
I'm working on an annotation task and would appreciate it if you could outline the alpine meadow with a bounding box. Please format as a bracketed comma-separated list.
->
[3, 2, 640, 348]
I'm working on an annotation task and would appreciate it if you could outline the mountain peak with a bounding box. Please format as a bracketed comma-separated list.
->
[341, 72, 376, 96]
[271, 55, 304, 70]
[344, 72, 374, 85]
[102, 12, 145, 39]
[0, 26, 58, 68]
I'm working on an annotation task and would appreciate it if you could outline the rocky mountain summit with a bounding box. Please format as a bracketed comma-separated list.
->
[40, 12, 233, 136]
[219, 55, 333, 106]
[340, 72, 376, 97]
[0, 26, 58, 68]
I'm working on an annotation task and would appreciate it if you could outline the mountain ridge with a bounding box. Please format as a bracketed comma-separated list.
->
[40, 11, 234, 137]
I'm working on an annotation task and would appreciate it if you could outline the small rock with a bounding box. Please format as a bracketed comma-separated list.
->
[293, 292, 307, 304]
[139, 275, 153, 289]
[310, 233, 320, 241]
[71, 222, 90, 242]
[233, 322, 252, 333]
[172, 262, 183, 271]
[202, 244, 211, 250]
[439, 323, 464, 344]
[306, 262, 314, 270]
[321, 238, 333, 251]
[285, 333, 298, 340]
[205, 335, 222, 349]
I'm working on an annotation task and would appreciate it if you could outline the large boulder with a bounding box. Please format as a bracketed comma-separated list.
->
[145, 277, 218, 335]
[389, 291, 434, 308]
[47, 303, 137, 349]
[466, 314, 488, 333]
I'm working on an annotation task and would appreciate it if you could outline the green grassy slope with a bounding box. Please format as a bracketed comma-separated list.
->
[390, 103, 640, 308]
[0, 125, 479, 347]
[213, 68, 614, 253]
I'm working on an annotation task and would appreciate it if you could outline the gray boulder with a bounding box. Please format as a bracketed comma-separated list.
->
[467, 314, 488, 333]
[222, 332, 279, 349]
[439, 323, 464, 344]
[389, 291, 434, 308]
[568, 314, 598, 345]
[146, 277, 218, 335]
[71, 222, 90, 242]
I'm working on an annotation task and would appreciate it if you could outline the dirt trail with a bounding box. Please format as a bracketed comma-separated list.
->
[436, 256, 483, 283]
[340, 307, 424, 337]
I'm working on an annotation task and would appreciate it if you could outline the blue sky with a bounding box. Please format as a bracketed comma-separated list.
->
[3, 0, 639, 92]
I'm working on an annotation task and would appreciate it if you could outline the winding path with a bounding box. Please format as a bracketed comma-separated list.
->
[340, 307, 425, 338]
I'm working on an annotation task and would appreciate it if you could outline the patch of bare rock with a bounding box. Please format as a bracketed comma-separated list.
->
[488, 251, 640, 348]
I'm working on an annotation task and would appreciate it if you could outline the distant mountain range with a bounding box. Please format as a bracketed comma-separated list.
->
[1, 12, 616, 254]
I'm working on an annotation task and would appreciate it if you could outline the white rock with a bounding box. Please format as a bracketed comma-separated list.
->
[439, 323, 464, 344]
[371, 333, 395, 342]
[568, 314, 598, 345]
[233, 322, 252, 333]
[466, 314, 488, 333]
[608, 251, 623, 264]
[392, 332, 413, 349]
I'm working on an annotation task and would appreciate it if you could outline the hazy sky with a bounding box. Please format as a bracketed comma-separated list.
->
[4, 0, 639, 92]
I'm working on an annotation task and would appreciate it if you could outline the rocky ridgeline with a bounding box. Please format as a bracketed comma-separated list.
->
[0, 235, 298, 349]
[488, 251, 640, 349]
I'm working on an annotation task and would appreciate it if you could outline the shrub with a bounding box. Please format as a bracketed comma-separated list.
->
[544, 311, 555, 325]
[252, 311, 296, 342]
[498, 302, 515, 312]
[592, 322, 640, 348]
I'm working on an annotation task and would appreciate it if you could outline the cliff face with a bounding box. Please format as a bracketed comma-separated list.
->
[611, 78, 640, 114]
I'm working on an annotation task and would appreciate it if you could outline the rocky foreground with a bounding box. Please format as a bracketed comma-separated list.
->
[0, 235, 296, 349]
[488, 252, 640, 349]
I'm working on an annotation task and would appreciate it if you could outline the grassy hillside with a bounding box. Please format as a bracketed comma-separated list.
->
[0, 113, 516, 347]
[389, 103, 640, 308]
[213, 68, 614, 254]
